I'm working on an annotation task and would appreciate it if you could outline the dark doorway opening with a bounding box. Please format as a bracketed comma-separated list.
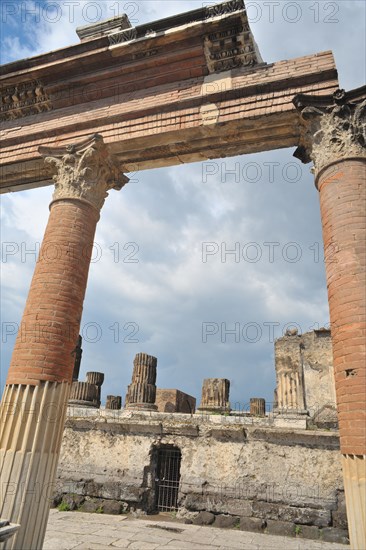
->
[155, 445, 182, 512]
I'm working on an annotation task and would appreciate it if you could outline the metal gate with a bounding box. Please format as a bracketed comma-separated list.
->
[155, 446, 182, 512]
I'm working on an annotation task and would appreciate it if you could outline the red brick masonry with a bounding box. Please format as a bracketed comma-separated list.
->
[6, 199, 99, 386]
[317, 159, 366, 455]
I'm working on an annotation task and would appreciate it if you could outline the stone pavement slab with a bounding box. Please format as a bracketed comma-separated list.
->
[44, 510, 350, 550]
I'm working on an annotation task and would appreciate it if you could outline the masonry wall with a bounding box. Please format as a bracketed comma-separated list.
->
[54, 409, 348, 542]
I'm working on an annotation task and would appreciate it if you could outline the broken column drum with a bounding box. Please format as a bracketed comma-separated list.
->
[106, 395, 122, 410]
[86, 371, 104, 406]
[198, 378, 230, 414]
[125, 353, 158, 411]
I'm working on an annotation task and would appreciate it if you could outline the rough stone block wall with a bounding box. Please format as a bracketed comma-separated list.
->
[156, 389, 196, 413]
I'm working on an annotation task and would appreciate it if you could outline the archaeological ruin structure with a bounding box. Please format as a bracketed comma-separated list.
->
[0, 1, 365, 548]
[54, 330, 347, 543]
[198, 378, 231, 414]
[125, 353, 158, 411]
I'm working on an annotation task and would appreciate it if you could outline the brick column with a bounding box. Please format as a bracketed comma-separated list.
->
[0, 134, 128, 550]
[294, 87, 366, 549]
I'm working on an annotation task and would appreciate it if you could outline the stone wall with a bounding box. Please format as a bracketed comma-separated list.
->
[54, 408, 348, 543]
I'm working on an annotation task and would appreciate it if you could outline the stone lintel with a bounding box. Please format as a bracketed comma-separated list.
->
[0, 0, 338, 193]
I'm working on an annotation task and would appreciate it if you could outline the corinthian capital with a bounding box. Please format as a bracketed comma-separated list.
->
[293, 87, 366, 176]
[39, 134, 129, 211]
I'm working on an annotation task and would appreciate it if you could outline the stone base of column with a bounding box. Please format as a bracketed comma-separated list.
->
[197, 406, 230, 414]
[0, 381, 70, 550]
[342, 454, 366, 550]
[125, 402, 158, 412]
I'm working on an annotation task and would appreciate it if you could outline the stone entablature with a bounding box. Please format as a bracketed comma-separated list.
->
[76, 15, 131, 42]
[0, 80, 51, 122]
[0, 0, 338, 193]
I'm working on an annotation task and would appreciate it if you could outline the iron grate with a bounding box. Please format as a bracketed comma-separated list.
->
[156, 447, 182, 512]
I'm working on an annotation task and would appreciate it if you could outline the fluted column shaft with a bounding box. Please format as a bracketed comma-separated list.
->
[125, 353, 157, 411]
[0, 134, 127, 549]
[198, 378, 230, 413]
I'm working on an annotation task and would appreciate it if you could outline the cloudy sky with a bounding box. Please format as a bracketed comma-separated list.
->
[1, 1, 365, 410]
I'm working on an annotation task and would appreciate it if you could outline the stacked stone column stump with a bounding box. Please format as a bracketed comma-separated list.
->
[69, 381, 99, 408]
[106, 395, 122, 410]
[125, 353, 158, 411]
[197, 378, 231, 414]
[250, 398, 266, 417]
[86, 371, 104, 407]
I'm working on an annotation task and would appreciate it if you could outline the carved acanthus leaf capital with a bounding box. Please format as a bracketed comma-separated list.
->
[39, 134, 129, 211]
[293, 87, 366, 175]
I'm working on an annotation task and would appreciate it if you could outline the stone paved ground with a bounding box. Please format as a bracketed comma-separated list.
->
[44, 510, 350, 550]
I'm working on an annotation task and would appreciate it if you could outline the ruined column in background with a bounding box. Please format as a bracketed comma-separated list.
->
[125, 353, 158, 411]
[250, 398, 266, 417]
[294, 87, 366, 550]
[72, 335, 83, 381]
[106, 395, 122, 410]
[198, 378, 230, 414]
[86, 371, 104, 407]
[69, 380, 99, 407]
[0, 134, 128, 550]
[274, 329, 307, 414]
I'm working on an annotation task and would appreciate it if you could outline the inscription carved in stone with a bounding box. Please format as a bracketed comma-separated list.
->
[293, 88, 366, 175]
[0, 80, 52, 121]
[39, 134, 129, 211]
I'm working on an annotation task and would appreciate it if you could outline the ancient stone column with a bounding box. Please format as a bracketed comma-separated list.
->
[294, 87, 366, 550]
[198, 378, 230, 414]
[274, 330, 306, 413]
[68, 381, 99, 407]
[0, 134, 128, 550]
[72, 334, 83, 381]
[86, 371, 104, 407]
[106, 395, 122, 410]
[250, 398, 266, 417]
[125, 353, 158, 411]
